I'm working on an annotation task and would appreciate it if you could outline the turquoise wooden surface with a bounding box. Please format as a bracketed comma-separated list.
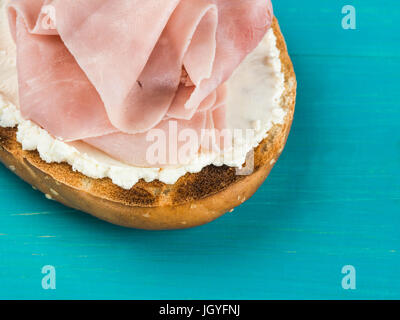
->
[0, 0, 399, 299]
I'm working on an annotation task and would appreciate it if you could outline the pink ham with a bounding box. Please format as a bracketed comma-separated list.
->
[8, 0, 273, 166]
[10, 14, 117, 140]
[185, 0, 274, 110]
[85, 111, 207, 167]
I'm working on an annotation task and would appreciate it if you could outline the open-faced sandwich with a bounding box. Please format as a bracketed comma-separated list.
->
[0, 0, 296, 229]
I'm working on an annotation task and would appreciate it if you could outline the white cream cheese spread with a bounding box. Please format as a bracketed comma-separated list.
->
[0, 0, 285, 189]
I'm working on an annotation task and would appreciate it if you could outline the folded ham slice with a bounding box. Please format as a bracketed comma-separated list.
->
[8, 0, 273, 166]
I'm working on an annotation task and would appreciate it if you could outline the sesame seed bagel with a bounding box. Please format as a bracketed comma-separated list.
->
[0, 18, 296, 230]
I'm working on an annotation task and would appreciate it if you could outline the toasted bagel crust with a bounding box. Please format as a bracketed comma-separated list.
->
[0, 18, 296, 229]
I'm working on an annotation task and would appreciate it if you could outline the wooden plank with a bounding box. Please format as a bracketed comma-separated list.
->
[0, 0, 399, 299]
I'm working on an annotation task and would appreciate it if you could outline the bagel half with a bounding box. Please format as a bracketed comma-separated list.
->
[0, 18, 296, 230]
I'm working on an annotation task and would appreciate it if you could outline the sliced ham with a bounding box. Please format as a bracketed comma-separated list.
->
[85, 112, 207, 167]
[8, 0, 273, 166]
[185, 0, 274, 110]
[10, 14, 117, 140]
[109, 0, 218, 133]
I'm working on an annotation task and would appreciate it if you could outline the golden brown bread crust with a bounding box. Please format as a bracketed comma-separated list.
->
[0, 18, 296, 229]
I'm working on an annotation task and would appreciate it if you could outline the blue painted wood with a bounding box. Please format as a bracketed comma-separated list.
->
[0, 0, 399, 299]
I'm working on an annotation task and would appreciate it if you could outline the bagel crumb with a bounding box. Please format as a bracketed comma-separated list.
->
[45, 194, 53, 200]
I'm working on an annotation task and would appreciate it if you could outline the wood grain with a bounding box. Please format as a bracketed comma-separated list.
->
[0, 0, 399, 299]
